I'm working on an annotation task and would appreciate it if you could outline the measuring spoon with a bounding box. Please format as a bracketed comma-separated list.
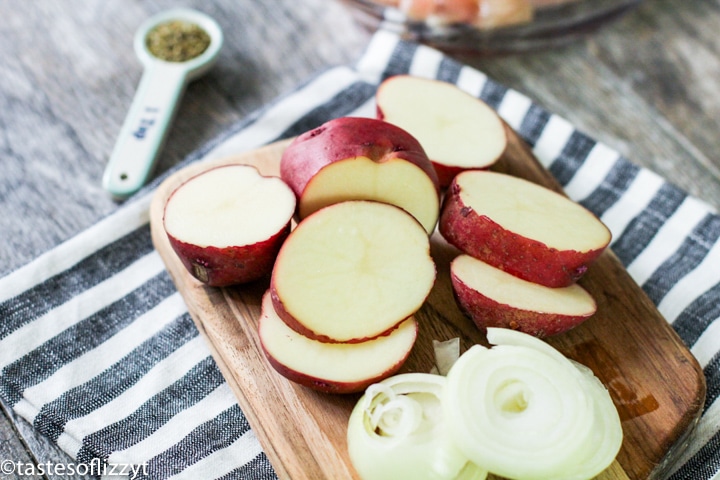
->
[102, 8, 223, 199]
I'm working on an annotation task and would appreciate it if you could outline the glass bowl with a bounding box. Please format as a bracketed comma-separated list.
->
[340, 0, 643, 54]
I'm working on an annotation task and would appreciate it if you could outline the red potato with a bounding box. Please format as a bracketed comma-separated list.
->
[259, 291, 418, 394]
[377, 75, 507, 188]
[163, 164, 296, 287]
[451, 254, 597, 337]
[280, 116, 440, 234]
[271, 200, 436, 344]
[440, 170, 611, 287]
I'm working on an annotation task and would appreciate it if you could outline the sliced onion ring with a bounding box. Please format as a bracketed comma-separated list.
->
[443, 327, 623, 480]
[347, 373, 487, 480]
[433, 337, 461, 376]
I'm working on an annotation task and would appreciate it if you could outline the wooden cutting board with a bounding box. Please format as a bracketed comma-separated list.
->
[149, 125, 706, 480]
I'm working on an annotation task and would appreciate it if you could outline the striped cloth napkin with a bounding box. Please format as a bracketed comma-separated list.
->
[1, 29, 718, 480]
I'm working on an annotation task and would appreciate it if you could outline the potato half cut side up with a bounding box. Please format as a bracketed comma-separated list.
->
[376, 75, 507, 188]
[271, 200, 436, 343]
[163, 164, 296, 287]
[440, 170, 611, 287]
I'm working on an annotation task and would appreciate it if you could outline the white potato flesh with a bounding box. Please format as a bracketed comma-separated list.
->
[164, 164, 296, 247]
[260, 292, 417, 383]
[300, 157, 440, 234]
[457, 171, 611, 252]
[378, 76, 506, 169]
[452, 255, 596, 315]
[273, 201, 435, 342]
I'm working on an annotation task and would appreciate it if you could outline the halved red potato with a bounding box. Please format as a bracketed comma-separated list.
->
[440, 170, 611, 287]
[451, 254, 597, 337]
[377, 75, 507, 188]
[280, 116, 440, 234]
[259, 291, 418, 394]
[271, 200, 436, 343]
[163, 164, 295, 287]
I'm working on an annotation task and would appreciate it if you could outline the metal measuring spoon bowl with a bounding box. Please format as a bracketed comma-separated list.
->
[102, 8, 223, 199]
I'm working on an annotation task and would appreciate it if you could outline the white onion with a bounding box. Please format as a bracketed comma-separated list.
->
[433, 338, 461, 376]
[348, 329, 622, 480]
[347, 373, 487, 480]
[443, 327, 623, 480]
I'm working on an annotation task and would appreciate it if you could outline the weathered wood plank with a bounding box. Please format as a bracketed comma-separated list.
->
[0, 0, 369, 278]
[0, 403, 43, 480]
[0, 0, 367, 474]
[0, 400, 90, 479]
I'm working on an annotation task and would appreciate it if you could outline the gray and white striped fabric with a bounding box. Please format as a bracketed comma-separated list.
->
[1, 29, 718, 480]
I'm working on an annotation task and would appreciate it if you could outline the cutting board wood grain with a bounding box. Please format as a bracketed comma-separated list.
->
[149, 126, 705, 480]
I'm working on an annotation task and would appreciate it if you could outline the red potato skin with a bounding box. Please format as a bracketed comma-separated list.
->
[424, 162, 494, 191]
[450, 270, 596, 338]
[259, 323, 418, 395]
[427, 163, 465, 191]
[423, 147, 508, 190]
[439, 179, 609, 288]
[279, 116, 440, 204]
[261, 346, 412, 394]
[167, 225, 290, 287]
[269, 284, 410, 344]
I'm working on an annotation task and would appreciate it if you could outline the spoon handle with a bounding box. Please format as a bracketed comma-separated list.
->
[103, 65, 187, 199]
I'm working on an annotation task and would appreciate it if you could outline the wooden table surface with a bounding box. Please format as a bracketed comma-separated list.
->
[1, 0, 718, 478]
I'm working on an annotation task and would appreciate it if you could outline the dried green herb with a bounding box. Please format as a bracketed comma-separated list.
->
[146, 20, 211, 62]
